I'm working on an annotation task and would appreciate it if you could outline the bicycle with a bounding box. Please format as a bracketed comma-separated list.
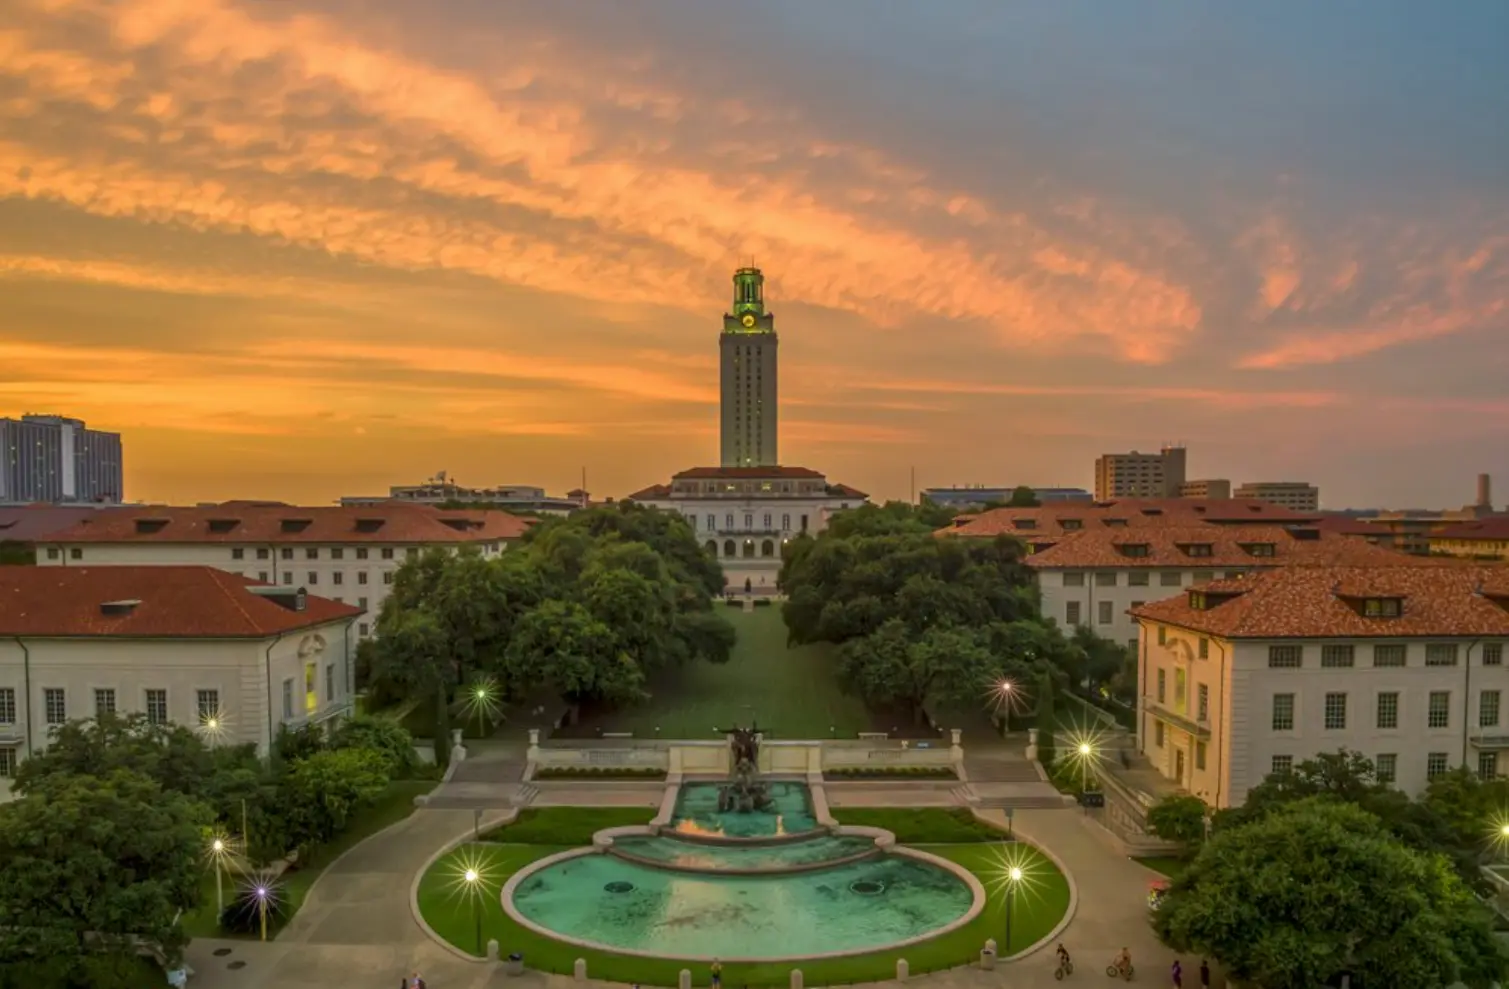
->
[1106, 959, 1134, 980]
[1055, 957, 1074, 980]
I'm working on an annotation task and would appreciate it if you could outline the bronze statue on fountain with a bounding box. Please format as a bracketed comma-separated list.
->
[718, 722, 773, 813]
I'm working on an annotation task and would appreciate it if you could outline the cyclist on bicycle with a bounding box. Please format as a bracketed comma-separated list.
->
[1115, 947, 1132, 975]
[1056, 943, 1071, 968]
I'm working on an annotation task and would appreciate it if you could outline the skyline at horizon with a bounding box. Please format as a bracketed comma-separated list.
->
[2, 0, 1506, 510]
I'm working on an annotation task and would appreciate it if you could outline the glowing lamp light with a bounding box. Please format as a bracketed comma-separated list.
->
[464, 868, 479, 883]
[1008, 866, 1023, 882]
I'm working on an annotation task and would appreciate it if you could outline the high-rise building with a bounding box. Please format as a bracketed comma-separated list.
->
[1233, 481, 1320, 512]
[1094, 445, 1186, 499]
[0, 414, 123, 504]
[719, 267, 778, 467]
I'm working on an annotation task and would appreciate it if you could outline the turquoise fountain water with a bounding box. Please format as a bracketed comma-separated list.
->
[506, 780, 980, 961]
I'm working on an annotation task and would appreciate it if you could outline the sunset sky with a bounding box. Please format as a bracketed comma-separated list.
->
[2, 0, 1506, 509]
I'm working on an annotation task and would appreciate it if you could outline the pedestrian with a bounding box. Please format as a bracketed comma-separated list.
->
[711, 958, 723, 989]
[1199, 959, 1210, 988]
[1172, 958, 1183, 988]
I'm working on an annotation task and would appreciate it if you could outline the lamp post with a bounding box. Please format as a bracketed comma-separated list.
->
[210, 838, 226, 918]
[1004, 866, 1023, 953]
[464, 868, 482, 954]
[254, 886, 269, 942]
[995, 680, 1014, 733]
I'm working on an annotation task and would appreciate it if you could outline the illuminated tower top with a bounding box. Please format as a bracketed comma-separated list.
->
[724, 267, 774, 334]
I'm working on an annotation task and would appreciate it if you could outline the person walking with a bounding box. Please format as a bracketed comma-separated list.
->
[1199, 959, 1210, 988]
[1172, 958, 1183, 988]
[710, 958, 723, 989]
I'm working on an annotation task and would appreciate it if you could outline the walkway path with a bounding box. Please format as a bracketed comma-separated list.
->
[186, 796, 1211, 989]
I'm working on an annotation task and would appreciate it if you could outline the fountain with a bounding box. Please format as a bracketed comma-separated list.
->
[718, 722, 774, 814]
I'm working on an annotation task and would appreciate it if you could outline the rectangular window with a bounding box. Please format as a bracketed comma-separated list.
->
[0, 746, 14, 778]
[359, 622, 370, 637]
[46, 548, 59, 560]
[258, 571, 269, 583]
[333, 571, 343, 585]
[1065, 601, 1081, 625]
[281, 678, 294, 720]
[1158, 626, 1167, 646]
[1426, 643, 1459, 667]
[1427, 752, 1449, 780]
[781, 514, 790, 530]
[763, 514, 772, 528]
[331, 547, 344, 560]
[1271, 755, 1293, 775]
[725, 514, 734, 529]
[1128, 572, 1149, 587]
[304, 547, 317, 560]
[707, 514, 716, 531]
[1321, 645, 1355, 668]
[1373, 643, 1406, 667]
[381, 548, 394, 560]
[69, 548, 81, 560]
[1324, 692, 1347, 730]
[1376, 753, 1397, 784]
[1268, 645, 1302, 668]
[326, 664, 336, 702]
[358, 571, 368, 585]
[232, 548, 244, 560]
[145, 689, 168, 725]
[744, 514, 753, 529]
[281, 547, 293, 560]
[307, 572, 318, 585]
[1480, 751, 1499, 781]
[1198, 637, 1209, 659]
[356, 548, 369, 560]
[44, 688, 65, 725]
[1157, 669, 1167, 703]
[1485, 643, 1504, 666]
[1376, 692, 1399, 729]
[1428, 691, 1451, 729]
[0, 688, 13, 723]
[1197, 684, 1209, 722]
[1175, 668, 1187, 713]
[1154, 721, 1164, 747]
[1195, 741, 1207, 770]
[1481, 690, 1501, 729]
[257, 548, 269, 560]
[196, 689, 219, 723]
[1271, 693, 1295, 731]
[1160, 572, 1182, 587]
[1095, 572, 1117, 587]
[1097, 601, 1113, 625]
[1063, 572, 1085, 588]
[281, 572, 293, 585]
[94, 688, 116, 717]
[305, 663, 318, 714]
[383, 572, 394, 585]
[358, 597, 368, 609]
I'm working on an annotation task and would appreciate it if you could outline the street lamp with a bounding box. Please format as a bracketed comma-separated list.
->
[207, 836, 229, 919]
[1077, 742, 1093, 792]
[254, 885, 270, 942]
[464, 868, 482, 954]
[1004, 866, 1023, 953]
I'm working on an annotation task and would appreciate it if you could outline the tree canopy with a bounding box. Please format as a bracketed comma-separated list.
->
[1154, 797, 1507, 989]
[368, 503, 735, 744]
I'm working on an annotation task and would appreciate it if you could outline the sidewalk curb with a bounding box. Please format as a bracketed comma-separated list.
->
[407, 809, 519, 963]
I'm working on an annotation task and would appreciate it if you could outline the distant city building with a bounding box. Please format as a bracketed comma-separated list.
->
[921, 486, 1093, 510]
[1130, 563, 1509, 806]
[626, 466, 867, 589]
[1429, 517, 1509, 560]
[1094, 446, 1186, 500]
[1232, 481, 1320, 512]
[0, 414, 123, 504]
[1177, 479, 1231, 500]
[0, 566, 360, 788]
[340, 473, 583, 516]
[721, 267, 779, 467]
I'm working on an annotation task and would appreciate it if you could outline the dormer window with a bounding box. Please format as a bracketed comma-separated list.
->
[1192, 506, 1207, 513]
[1189, 591, 1209, 610]
[1030, 542, 1054, 554]
[207, 518, 240, 533]
[1060, 519, 1083, 531]
[1012, 518, 1036, 530]
[1180, 543, 1214, 558]
[354, 519, 385, 533]
[134, 519, 169, 534]
[1118, 543, 1151, 558]
[280, 519, 312, 533]
[1363, 597, 1403, 618]
[1240, 542, 1276, 558]
[1140, 508, 1163, 516]
[1102, 518, 1128, 527]
[1189, 588, 1241, 610]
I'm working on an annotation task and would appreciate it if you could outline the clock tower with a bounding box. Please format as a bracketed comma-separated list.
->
[719, 267, 779, 467]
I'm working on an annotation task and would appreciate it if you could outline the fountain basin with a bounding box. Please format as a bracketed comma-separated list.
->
[667, 780, 820, 840]
[608, 834, 880, 874]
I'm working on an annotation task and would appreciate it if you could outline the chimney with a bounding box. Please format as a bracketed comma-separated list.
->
[1478, 473, 1492, 509]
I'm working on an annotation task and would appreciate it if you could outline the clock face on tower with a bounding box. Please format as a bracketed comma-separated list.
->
[740, 313, 756, 328]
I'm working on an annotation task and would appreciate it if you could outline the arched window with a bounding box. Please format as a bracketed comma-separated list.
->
[742, 540, 755, 558]
[761, 539, 775, 558]
[723, 540, 736, 557]
[704, 540, 718, 556]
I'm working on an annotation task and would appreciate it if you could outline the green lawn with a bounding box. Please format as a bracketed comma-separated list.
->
[825, 808, 1008, 844]
[480, 807, 655, 846]
[180, 779, 437, 939]
[418, 807, 1071, 986]
[558, 608, 872, 739]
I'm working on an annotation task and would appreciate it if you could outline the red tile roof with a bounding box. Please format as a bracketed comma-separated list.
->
[0, 566, 361, 638]
[1433, 517, 1509, 541]
[828, 483, 870, 499]
[672, 466, 826, 480]
[40, 503, 530, 545]
[0, 505, 116, 543]
[1021, 524, 1425, 570]
[1130, 564, 1509, 639]
[624, 484, 672, 501]
[941, 498, 1313, 541]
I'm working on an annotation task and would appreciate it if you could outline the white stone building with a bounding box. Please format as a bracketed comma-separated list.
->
[0, 566, 362, 795]
[1129, 563, 1509, 808]
[626, 466, 868, 589]
[33, 502, 530, 652]
[1025, 522, 1426, 652]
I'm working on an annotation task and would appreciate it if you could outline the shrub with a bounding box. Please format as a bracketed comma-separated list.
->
[1147, 793, 1209, 848]
[272, 724, 325, 765]
[329, 715, 416, 778]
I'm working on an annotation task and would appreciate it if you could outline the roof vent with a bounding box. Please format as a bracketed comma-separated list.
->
[99, 599, 141, 616]
[134, 518, 169, 534]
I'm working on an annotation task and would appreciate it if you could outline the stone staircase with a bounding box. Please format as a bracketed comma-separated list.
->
[962, 754, 1044, 783]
